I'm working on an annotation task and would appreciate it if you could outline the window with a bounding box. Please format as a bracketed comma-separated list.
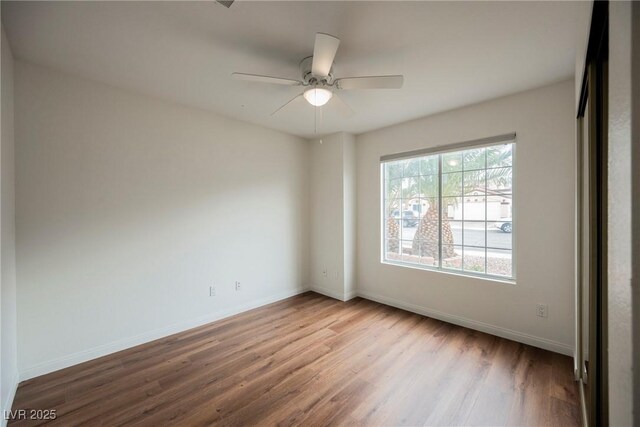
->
[382, 141, 514, 280]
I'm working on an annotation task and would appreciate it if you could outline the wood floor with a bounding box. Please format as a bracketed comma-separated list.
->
[10, 292, 580, 426]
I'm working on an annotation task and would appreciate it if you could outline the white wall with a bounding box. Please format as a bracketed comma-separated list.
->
[607, 2, 635, 425]
[14, 61, 310, 378]
[342, 133, 356, 299]
[309, 132, 356, 301]
[355, 80, 576, 354]
[310, 133, 344, 299]
[1, 24, 18, 422]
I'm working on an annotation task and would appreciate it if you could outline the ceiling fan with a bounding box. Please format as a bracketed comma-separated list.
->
[232, 33, 404, 116]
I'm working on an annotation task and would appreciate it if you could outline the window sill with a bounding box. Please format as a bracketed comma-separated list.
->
[381, 259, 516, 285]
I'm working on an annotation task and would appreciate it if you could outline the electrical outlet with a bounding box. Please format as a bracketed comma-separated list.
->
[209, 286, 216, 297]
[235, 281, 241, 291]
[322, 268, 328, 278]
[536, 304, 548, 318]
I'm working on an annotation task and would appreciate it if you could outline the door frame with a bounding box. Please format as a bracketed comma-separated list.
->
[576, 1, 609, 426]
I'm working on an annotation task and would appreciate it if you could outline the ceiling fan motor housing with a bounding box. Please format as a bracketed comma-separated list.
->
[299, 56, 335, 86]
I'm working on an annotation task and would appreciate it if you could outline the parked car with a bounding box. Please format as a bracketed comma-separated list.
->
[494, 218, 512, 233]
[392, 210, 419, 227]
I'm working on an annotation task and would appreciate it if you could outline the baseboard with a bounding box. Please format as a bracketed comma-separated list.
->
[1, 371, 19, 427]
[19, 286, 309, 382]
[309, 284, 352, 302]
[17, 285, 572, 384]
[356, 290, 574, 356]
[344, 289, 357, 301]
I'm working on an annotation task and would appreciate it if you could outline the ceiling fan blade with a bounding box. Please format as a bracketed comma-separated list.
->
[329, 93, 355, 117]
[336, 75, 404, 90]
[232, 73, 302, 86]
[312, 33, 340, 77]
[270, 93, 304, 116]
[216, 0, 234, 8]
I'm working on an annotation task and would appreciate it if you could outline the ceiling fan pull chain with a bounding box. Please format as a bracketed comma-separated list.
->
[315, 103, 324, 143]
[319, 105, 323, 140]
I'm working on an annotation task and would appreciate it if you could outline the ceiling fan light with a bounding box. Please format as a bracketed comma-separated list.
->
[303, 87, 333, 107]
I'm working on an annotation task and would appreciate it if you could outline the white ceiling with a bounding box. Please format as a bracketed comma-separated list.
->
[2, 1, 582, 138]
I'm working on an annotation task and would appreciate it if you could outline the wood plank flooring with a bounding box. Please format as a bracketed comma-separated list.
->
[9, 292, 581, 426]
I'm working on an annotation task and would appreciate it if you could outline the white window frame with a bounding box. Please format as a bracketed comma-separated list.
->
[380, 134, 517, 283]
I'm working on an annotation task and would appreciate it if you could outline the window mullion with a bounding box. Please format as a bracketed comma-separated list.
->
[462, 157, 465, 270]
[484, 153, 488, 274]
[438, 155, 443, 269]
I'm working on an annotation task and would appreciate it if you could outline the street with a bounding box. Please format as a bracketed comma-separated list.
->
[400, 222, 511, 250]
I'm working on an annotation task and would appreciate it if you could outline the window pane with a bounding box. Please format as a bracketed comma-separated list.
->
[463, 197, 485, 220]
[442, 173, 462, 196]
[402, 177, 420, 199]
[399, 209, 418, 241]
[442, 152, 463, 172]
[413, 197, 439, 259]
[404, 158, 421, 177]
[401, 240, 414, 262]
[463, 169, 485, 194]
[420, 176, 439, 197]
[442, 197, 462, 220]
[406, 203, 417, 220]
[463, 147, 486, 170]
[487, 248, 512, 277]
[463, 247, 486, 273]
[442, 245, 462, 269]
[385, 218, 400, 239]
[486, 167, 512, 193]
[385, 161, 403, 180]
[487, 144, 512, 168]
[419, 197, 438, 220]
[387, 178, 402, 200]
[413, 240, 439, 265]
[443, 220, 462, 246]
[385, 239, 401, 261]
[409, 199, 424, 217]
[384, 199, 400, 219]
[487, 221, 512, 249]
[463, 222, 485, 247]
[420, 156, 438, 175]
[487, 195, 512, 221]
